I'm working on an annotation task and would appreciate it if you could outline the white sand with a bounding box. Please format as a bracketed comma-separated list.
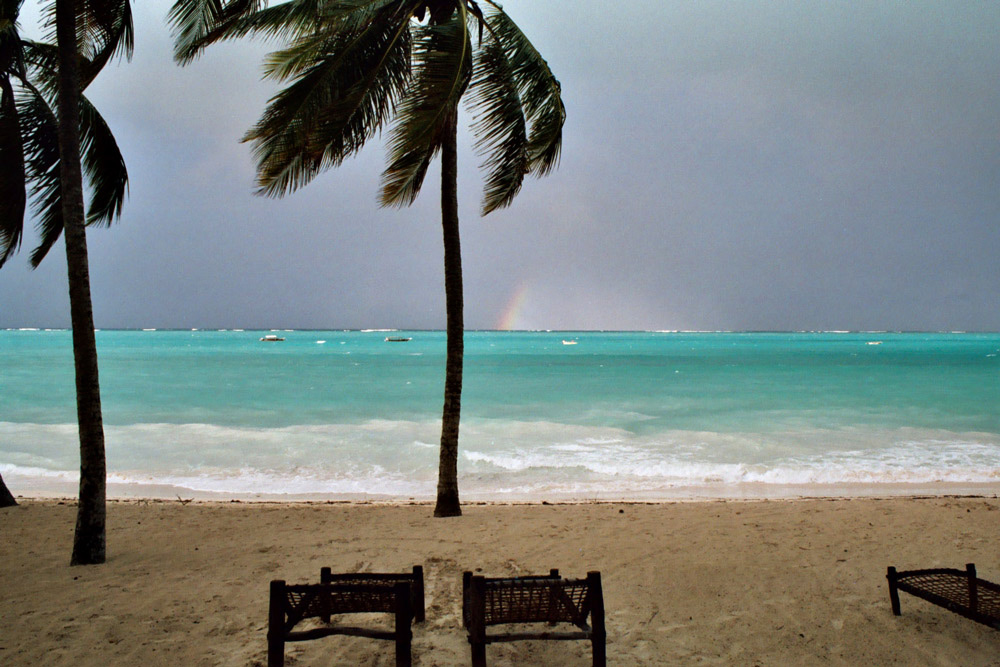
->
[2, 497, 999, 665]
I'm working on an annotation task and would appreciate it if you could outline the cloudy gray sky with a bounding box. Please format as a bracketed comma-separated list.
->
[2, 0, 998, 331]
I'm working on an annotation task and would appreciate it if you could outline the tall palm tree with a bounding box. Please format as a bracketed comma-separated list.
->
[0, 0, 131, 557]
[0, 0, 20, 507]
[170, 0, 564, 516]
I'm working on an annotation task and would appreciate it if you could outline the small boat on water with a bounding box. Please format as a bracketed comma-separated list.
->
[385, 336, 412, 342]
[562, 340, 578, 345]
[260, 334, 285, 342]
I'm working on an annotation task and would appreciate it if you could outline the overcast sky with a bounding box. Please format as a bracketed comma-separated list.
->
[2, 0, 998, 331]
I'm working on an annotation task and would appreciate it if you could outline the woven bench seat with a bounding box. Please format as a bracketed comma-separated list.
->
[887, 563, 1000, 631]
[320, 566, 425, 622]
[463, 569, 606, 666]
[268, 566, 424, 667]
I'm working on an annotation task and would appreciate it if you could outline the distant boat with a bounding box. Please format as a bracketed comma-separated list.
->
[562, 340, 578, 345]
[260, 334, 285, 342]
[385, 336, 412, 342]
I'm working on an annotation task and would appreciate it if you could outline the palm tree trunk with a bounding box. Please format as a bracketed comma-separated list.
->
[434, 111, 462, 518]
[0, 472, 16, 507]
[56, 0, 107, 565]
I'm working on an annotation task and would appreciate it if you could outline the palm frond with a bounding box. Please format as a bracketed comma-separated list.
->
[283, 0, 411, 38]
[15, 76, 126, 266]
[483, 5, 564, 175]
[40, 0, 133, 86]
[0, 75, 26, 268]
[171, 0, 408, 64]
[0, 0, 24, 24]
[464, 0, 485, 42]
[380, 5, 472, 207]
[21, 39, 60, 98]
[77, 0, 134, 88]
[15, 81, 62, 267]
[22, 37, 121, 104]
[170, 0, 261, 64]
[259, 27, 336, 81]
[466, 26, 526, 214]
[80, 92, 126, 226]
[168, 0, 412, 65]
[1, 0, 27, 80]
[246, 3, 413, 196]
[264, 0, 423, 81]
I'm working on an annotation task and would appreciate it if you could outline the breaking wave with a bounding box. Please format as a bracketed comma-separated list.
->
[2, 420, 998, 500]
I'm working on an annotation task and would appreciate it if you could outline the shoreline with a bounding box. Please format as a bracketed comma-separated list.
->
[6, 475, 1000, 503]
[3, 496, 998, 665]
[15, 491, 1000, 505]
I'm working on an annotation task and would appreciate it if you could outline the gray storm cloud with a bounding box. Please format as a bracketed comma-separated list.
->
[2, 0, 998, 331]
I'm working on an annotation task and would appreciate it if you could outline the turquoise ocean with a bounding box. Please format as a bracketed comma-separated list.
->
[1, 329, 998, 500]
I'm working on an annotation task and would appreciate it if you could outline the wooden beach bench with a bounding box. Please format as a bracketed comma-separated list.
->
[320, 566, 425, 623]
[462, 569, 606, 666]
[268, 566, 424, 667]
[887, 563, 1000, 630]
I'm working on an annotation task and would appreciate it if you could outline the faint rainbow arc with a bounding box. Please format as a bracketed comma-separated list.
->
[496, 282, 531, 330]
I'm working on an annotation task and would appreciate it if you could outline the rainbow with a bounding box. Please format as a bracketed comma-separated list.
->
[496, 282, 531, 330]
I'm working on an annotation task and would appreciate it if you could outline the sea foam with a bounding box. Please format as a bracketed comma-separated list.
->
[2, 330, 998, 499]
[2, 420, 998, 499]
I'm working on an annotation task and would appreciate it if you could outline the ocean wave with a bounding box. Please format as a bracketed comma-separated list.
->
[2, 420, 998, 498]
[461, 446, 1000, 485]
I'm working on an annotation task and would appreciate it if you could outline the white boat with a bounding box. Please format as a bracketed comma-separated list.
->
[260, 334, 285, 342]
[562, 340, 578, 345]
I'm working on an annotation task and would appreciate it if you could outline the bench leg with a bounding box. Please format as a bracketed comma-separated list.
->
[589, 571, 607, 666]
[471, 640, 487, 667]
[395, 582, 413, 667]
[395, 638, 411, 667]
[320, 567, 332, 623]
[593, 632, 607, 667]
[468, 575, 488, 666]
[966, 563, 979, 614]
[412, 565, 425, 623]
[268, 580, 286, 667]
[887, 567, 901, 616]
[267, 636, 284, 667]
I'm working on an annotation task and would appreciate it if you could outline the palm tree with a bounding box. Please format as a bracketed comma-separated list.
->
[0, 472, 14, 507]
[169, 0, 564, 517]
[0, 0, 131, 557]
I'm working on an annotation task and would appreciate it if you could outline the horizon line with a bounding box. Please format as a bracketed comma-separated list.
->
[3, 327, 998, 335]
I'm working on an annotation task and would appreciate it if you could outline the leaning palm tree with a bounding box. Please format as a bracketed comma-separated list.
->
[0, 471, 15, 507]
[170, 0, 564, 517]
[0, 0, 131, 558]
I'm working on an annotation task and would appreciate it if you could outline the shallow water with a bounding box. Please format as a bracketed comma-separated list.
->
[2, 329, 998, 499]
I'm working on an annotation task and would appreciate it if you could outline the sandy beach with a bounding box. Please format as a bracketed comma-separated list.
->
[2, 496, 999, 666]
